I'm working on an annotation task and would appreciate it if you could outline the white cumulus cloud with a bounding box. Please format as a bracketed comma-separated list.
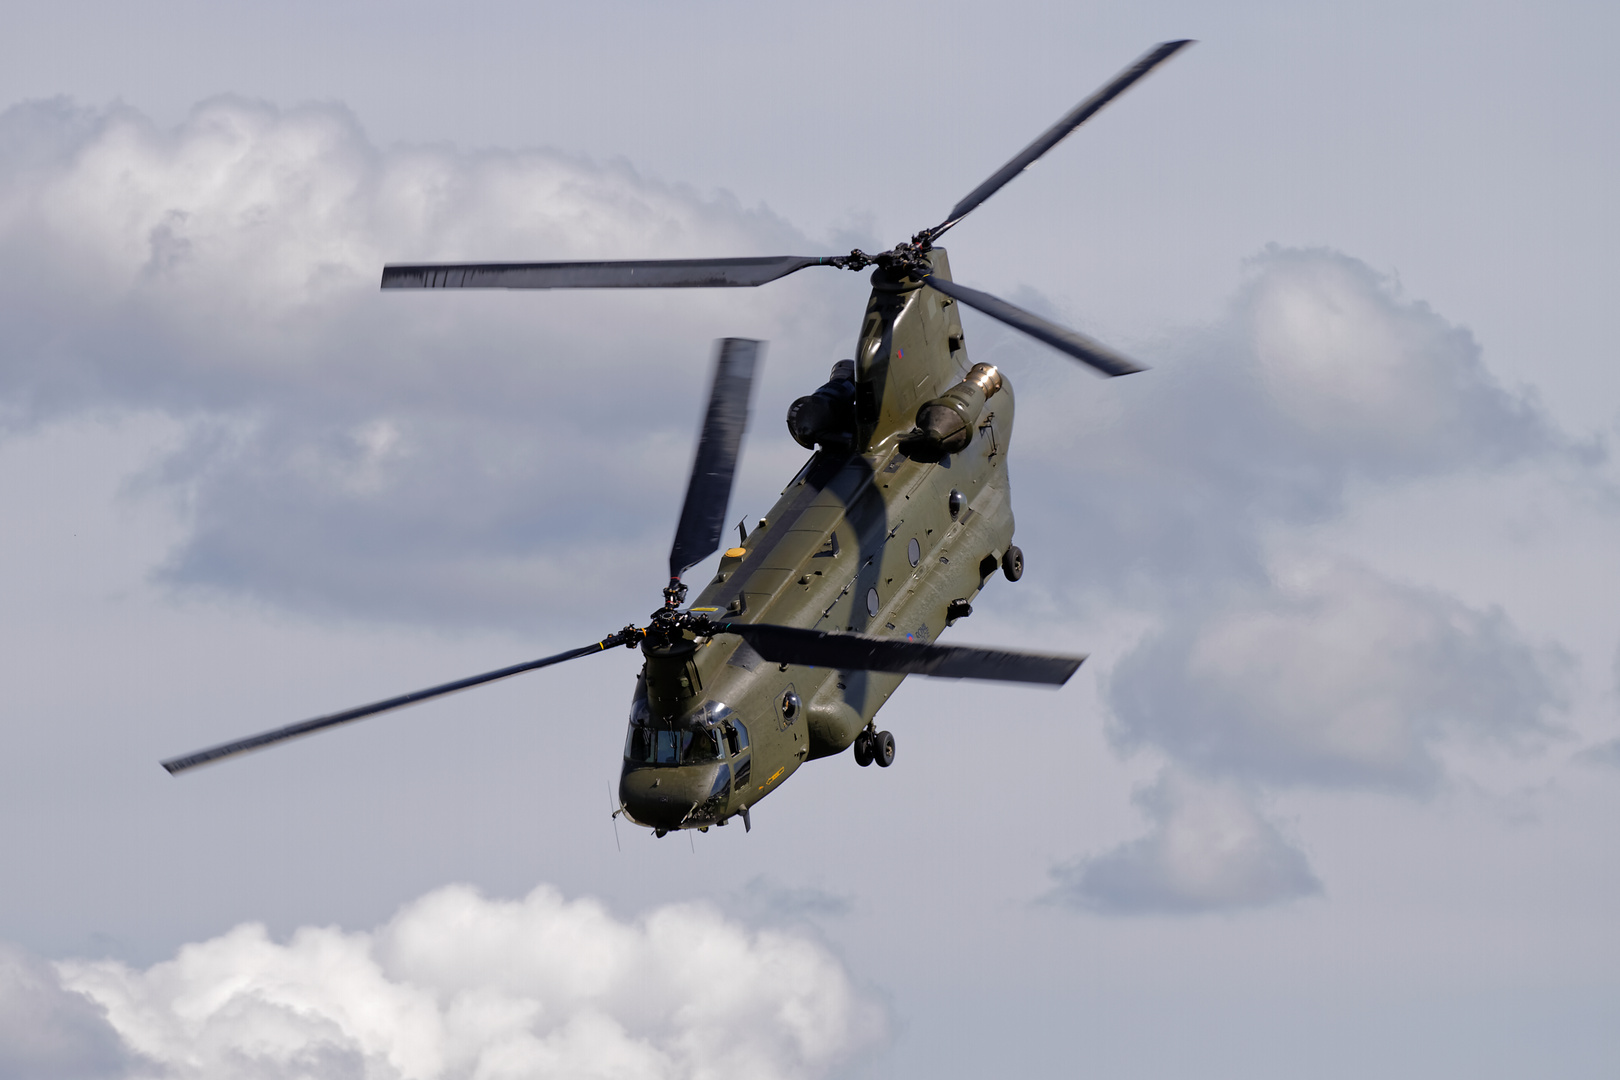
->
[46, 883, 880, 1080]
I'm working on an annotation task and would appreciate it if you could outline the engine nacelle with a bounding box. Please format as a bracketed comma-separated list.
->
[902, 363, 1002, 462]
[786, 360, 857, 449]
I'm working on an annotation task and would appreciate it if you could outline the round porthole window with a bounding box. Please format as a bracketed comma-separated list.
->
[908, 537, 920, 567]
[780, 689, 800, 720]
[866, 587, 880, 617]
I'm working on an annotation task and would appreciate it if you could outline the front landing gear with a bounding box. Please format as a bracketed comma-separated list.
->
[852, 727, 895, 768]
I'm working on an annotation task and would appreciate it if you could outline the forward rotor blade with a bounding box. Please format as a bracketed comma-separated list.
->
[721, 623, 1085, 686]
[926, 39, 1194, 242]
[670, 339, 761, 580]
[921, 274, 1143, 377]
[381, 256, 840, 290]
[161, 632, 636, 775]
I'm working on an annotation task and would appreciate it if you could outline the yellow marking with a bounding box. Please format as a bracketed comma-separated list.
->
[758, 766, 786, 792]
[690, 606, 719, 612]
[725, 547, 747, 558]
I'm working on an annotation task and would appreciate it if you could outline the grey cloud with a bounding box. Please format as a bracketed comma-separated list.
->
[1006, 246, 1578, 605]
[1577, 737, 1620, 768]
[0, 98, 1582, 634]
[0, 944, 131, 1080]
[1048, 770, 1321, 915]
[732, 876, 855, 922]
[1105, 565, 1569, 793]
[0, 97, 847, 628]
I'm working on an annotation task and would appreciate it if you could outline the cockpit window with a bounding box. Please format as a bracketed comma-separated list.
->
[685, 726, 721, 762]
[724, 720, 749, 756]
[624, 726, 723, 765]
[624, 700, 730, 765]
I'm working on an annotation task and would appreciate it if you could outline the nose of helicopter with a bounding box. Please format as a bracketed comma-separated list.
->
[619, 764, 723, 831]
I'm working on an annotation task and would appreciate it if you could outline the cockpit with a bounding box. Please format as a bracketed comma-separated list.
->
[625, 724, 722, 765]
[619, 695, 752, 833]
[622, 698, 749, 767]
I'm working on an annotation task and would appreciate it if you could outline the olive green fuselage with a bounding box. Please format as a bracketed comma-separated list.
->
[619, 251, 1018, 833]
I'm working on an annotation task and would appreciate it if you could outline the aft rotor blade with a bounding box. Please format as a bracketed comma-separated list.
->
[921, 274, 1143, 377]
[722, 623, 1085, 686]
[381, 256, 841, 290]
[161, 631, 637, 775]
[925, 39, 1194, 242]
[670, 339, 761, 580]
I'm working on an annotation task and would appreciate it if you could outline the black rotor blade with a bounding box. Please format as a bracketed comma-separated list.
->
[925, 39, 1194, 242]
[921, 274, 1143, 377]
[161, 631, 636, 775]
[722, 622, 1085, 686]
[669, 339, 762, 580]
[381, 256, 841, 290]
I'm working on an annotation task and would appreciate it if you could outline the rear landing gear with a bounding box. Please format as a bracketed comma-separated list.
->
[853, 728, 895, 768]
[1002, 545, 1024, 582]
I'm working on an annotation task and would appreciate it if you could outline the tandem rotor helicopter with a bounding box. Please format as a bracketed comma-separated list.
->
[163, 41, 1194, 837]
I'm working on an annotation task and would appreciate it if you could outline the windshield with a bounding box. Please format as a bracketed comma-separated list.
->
[625, 725, 722, 765]
[625, 698, 732, 765]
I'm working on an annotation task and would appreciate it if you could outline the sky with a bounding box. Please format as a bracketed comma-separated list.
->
[2, 2, 1619, 1078]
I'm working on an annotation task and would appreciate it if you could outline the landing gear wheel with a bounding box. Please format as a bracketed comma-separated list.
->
[873, 730, 896, 767]
[853, 730, 875, 767]
[1002, 545, 1024, 582]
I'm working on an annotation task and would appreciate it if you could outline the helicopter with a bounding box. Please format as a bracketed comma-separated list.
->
[162, 41, 1193, 837]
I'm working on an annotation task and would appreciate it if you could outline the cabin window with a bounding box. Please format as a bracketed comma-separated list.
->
[724, 719, 749, 756]
[866, 587, 880, 617]
[908, 537, 921, 567]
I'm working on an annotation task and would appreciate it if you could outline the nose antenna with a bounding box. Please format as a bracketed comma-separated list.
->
[608, 785, 622, 852]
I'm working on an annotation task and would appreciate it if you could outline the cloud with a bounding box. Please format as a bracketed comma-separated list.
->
[0, 944, 132, 1079]
[0, 98, 1582, 635]
[1048, 770, 1321, 915]
[732, 877, 855, 923]
[1106, 564, 1568, 793]
[0, 96, 844, 628]
[1240, 248, 1556, 474]
[51, 882, 880, 1080]
[1010, 246, 1576, 605]
[1577, 737, 1620, 768]
[1, 96, 1594, 921]
[1023, 249, 1585, 909]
